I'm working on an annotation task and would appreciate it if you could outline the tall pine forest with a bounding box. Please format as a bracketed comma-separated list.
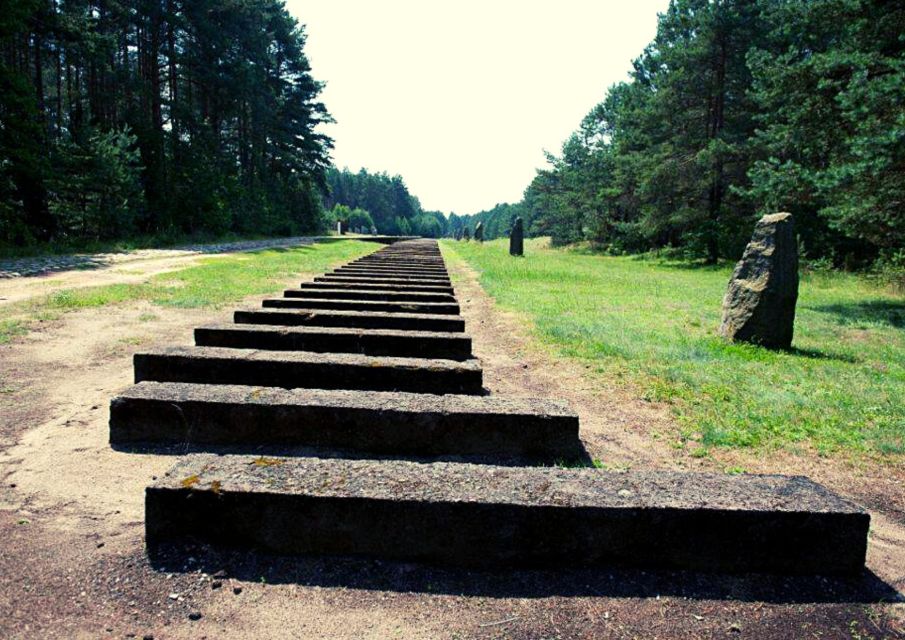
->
[460, 0, 904, 270]
[1, 0, 332, 250]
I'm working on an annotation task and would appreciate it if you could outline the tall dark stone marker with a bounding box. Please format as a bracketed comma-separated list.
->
[474, 222, 484, 243]
[720, 212, 799, 349]
[509, 217, 524, 256]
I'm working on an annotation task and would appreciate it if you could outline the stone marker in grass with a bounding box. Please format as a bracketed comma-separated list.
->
[474, 221, 484, 243]
[510, 216, 524, 256]
[720, 212, 799, 349]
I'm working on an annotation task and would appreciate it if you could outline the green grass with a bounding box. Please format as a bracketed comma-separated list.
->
[444, 238, 905, 458]
[0, 240, 374, 342]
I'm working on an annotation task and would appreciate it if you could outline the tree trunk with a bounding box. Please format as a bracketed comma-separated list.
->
[705, 33, 728, 264]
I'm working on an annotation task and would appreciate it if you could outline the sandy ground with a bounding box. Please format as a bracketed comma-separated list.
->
[0, 253, 902, 639]
[0, 254, 219, 307]
[0, 237, 327, 307]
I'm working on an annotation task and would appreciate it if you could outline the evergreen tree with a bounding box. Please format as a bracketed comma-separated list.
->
[0, 0, 332, 248]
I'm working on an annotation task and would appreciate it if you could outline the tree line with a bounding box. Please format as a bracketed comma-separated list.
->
[464, 0, 904, 269]
[324, 167, 449, 237]
[1, 0, 332, 251]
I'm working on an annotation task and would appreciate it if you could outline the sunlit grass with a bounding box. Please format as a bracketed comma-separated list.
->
[0, 240, 375, 342]
[444, 238, 905, 458]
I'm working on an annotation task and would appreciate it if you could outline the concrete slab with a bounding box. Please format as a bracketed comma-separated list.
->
[323, 271, 449, 279]
[303, 280, 454, 294]
[316, 276, 452, 288]
[283, 289, 456, 303]
[146, 456, 869, 574]
[194, 323, 473, 360]
[134, 346, 484, 394]
[234, 308, 466, 333]
[110, 382, 580, 459]
[334, 264, 449, 278]
[261, 298, 461, 315]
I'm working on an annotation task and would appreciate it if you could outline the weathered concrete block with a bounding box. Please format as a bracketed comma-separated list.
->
[336, 265, 449, 275]
[349, 252, 443, 260]
[337, 265, 448, 273]
[194, 323, 473, 361]
[324, 272, 450, 281]
[316, 275, 452, 287]
[134, 346, 484, 394]
[146, 457, 869, 574]
[234, 308, 466, 333]
[283, 288, 456, 303]
[307, 279, 453, 294]
[721, 213, 799, 349]
[111, 382, 580, 460]
[262, 297, 461, 315]
[352, 261, 446, 270]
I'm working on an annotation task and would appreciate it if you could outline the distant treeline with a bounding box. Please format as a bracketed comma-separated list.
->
[464, 0, 905, 268]
[1, 0, 332, 250]
[448, 203, 524, 241]
[324, 167, 449, 237]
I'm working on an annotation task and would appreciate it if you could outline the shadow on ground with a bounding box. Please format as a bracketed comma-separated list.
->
[785, 346, 859, 363]
[810, 300, 905, 329]
[148, 542, 901, 605]
[110, 443, 595, 468]
[0, 237, 337, 279]
[0, 254, 113, 278]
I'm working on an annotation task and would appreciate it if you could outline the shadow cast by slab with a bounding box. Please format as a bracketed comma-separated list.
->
[148, 542, 901, 605]
[109, 442, 593, 469]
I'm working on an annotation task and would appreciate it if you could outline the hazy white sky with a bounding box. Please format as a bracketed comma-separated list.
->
[286, 1, 669, 214]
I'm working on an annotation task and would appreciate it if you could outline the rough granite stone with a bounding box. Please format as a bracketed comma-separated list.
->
[721, 213, 799, 349]
[510, 217, 524, 256]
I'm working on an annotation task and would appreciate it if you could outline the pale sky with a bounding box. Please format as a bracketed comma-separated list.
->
[286, 1, 669, 214]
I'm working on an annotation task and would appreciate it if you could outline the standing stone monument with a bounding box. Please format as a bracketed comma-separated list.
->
[720, 212, 799, 349]
[336, 221, 343, 236]
[509, 217, 524, 256]
[474, 222, 484, 243]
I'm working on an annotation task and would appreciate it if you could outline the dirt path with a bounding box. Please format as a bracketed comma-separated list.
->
[0, 237, 323, 307]
[0, 255, 901, 638]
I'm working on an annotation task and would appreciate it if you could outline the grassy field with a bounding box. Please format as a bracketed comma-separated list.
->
[0, 240, 375, 344]
[444, 238, 904, 459]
